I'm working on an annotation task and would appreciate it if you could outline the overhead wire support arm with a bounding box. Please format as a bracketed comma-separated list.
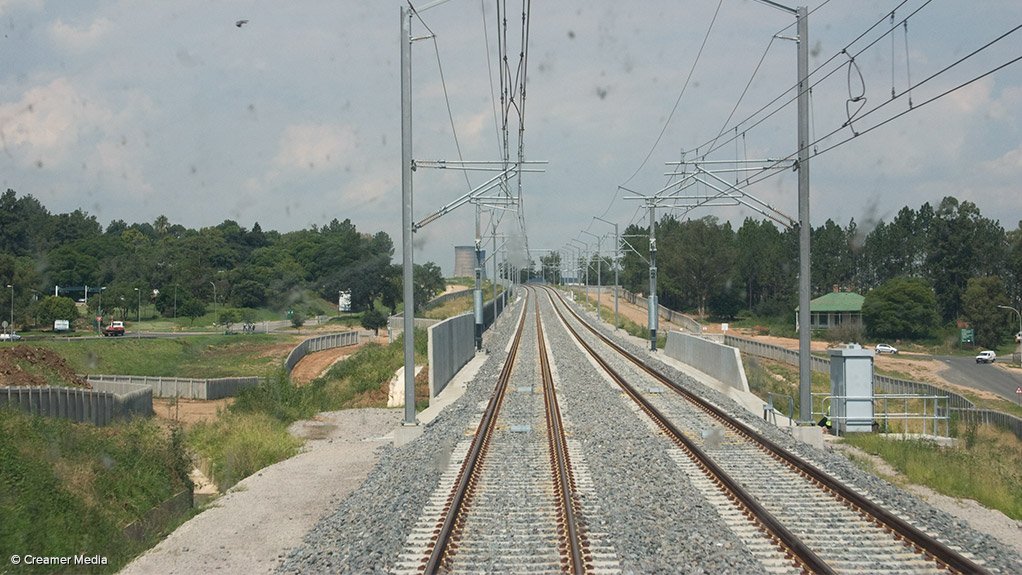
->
[412, 167, 518, 231]
[414, 159, 547, 172]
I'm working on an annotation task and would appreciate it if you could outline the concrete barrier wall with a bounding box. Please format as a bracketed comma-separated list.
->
[85, 374, 261, 400]
[0, 382, 152, 426]
[284, 330, 361, 373]
[428, 312, 476, 398]
[664, 332, 749, 393]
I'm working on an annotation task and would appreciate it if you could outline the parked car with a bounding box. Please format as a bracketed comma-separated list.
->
[975, 350, 997, 364]
[875, 343, 898, 354]
[102, 321, 126, 337]
[0, 332, 21, 341]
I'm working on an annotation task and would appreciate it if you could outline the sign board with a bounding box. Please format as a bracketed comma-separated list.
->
[960, 328, 974, 344]
[338, 290, 352, 312]
[54, 319, 70, 331]
[721, 323, 729, 332]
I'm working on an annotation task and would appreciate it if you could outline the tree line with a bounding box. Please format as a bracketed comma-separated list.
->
[541, 196, 1022, 347]
[0, 189, 445, 330]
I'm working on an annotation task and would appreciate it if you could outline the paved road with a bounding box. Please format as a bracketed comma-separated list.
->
[936, 355, 1022, 404]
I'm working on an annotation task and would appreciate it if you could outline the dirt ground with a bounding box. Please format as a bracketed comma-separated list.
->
[0, 346, 91, 388]
[153, 397, 235, 427]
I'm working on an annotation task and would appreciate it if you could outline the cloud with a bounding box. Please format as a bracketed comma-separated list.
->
[0, 77, 110, 167]
[273, 123, 357, 171]
[981, 147, 1022, 177]
[49, 17, 113, 51]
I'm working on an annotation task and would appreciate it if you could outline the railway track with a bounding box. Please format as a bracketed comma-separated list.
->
[541, 285, 988, 574]
[397, 290, 618, 574]
[280, 284, 1019, 573]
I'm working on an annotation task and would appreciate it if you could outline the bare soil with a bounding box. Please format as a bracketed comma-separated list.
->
[0, 346, 91, 388]
[152, 397, 234, 427]
[288, 334, 389, 386]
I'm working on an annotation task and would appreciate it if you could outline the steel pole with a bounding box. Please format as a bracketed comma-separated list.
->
[649, 204, 658, 351]
[6, 284, 12, 337]
[400, 6, 416, 426]
[595, 217, 620, 330]
[796, 5, 812, 423]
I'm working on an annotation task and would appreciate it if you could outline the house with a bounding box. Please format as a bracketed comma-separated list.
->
[795, 289, 865, 332]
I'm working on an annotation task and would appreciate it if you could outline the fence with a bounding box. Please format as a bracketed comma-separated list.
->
[725, 333, 1022, 440]
[284, 330, 361, 373]
[618, 288, 702, 333]
[85, 374, 261, 400]
[0, 381, 152, 426]
[428, 312, 476, 398]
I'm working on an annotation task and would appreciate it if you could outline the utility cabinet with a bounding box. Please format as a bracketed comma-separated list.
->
[828, 344, 875, 434]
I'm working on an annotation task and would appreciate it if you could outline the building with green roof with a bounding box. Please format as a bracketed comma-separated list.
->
[795, 290, 865, 332]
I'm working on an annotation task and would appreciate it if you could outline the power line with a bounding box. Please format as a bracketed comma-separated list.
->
[617, 0, 725, 189]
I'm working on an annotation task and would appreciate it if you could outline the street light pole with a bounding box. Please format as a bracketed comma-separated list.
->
[209, 281, 217, 327]
[134, 287, 141, 338]
[6, 284, 12, 337]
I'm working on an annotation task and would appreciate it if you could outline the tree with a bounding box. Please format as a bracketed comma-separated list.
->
[962, 276, 1011, 349]
[218, 308, 241, 332]
[925, 197, 1006, 324]
[413, 262, 445, 312]
[178, 299, 207, 325]
[361, 308, 388, 335]
[861, 277, 939, 341]
[35, 296, 79, 329]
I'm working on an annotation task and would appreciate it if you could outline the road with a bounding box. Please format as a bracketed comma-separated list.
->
[937, 355, 1022, 404]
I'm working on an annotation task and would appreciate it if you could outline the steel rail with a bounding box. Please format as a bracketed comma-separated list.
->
[534, 294, 588, 573]
[421, 292, 531, 573]
[540, 286, 830, 574]
[544, 285, 986, 575]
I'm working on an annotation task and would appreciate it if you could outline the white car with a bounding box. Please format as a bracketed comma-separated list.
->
[975, 350, 997, 364]
[875, 343, 898, 354]
[0, 332, 21, 341]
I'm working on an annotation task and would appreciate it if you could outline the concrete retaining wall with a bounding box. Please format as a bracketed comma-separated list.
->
[284, 330, 360, 373]
[663, 331, 749, 393]
[86, 374, 261, 400]
[0, 382, 152, 426]
[428, 312, 476, 398]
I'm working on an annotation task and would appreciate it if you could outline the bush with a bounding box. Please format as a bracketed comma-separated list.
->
[0, 410, 192, 572]
[187, 411, 300, 490]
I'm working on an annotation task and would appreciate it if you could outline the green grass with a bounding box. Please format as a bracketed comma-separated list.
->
[843, 425, 1022, 520]
[186, 411, 301, 490]
[24, 334, 300, 378]
[743, 356, 830, 418]
[0, 409, 192, 573]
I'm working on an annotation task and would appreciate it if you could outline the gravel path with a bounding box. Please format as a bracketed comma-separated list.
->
[119, 408, 403, 575]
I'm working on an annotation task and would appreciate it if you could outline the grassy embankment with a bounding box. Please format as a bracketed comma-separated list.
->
[2, 324, 430, 572]
[28, 333, 300, 378]
[186, 329, 429, 489]
[0, 410, 192, 574]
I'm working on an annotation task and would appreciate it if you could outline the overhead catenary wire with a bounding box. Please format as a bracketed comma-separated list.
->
[685, 0, 918, 162]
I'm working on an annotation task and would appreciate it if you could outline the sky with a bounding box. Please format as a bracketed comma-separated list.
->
[1, 0, 1020, 276]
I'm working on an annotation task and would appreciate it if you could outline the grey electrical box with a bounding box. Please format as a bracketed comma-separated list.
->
[828, 344, 875, 434]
